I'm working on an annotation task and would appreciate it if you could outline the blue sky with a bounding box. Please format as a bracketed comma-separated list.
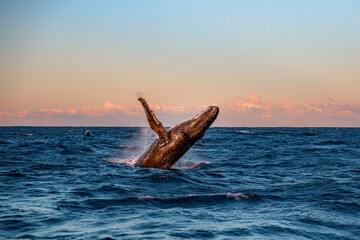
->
[1, 0, 360, 126]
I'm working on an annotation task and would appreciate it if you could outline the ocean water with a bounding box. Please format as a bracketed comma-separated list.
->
[1, 127, 359, 239]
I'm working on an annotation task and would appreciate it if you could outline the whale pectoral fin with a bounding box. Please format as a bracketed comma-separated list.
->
[138, 97, 170, 144]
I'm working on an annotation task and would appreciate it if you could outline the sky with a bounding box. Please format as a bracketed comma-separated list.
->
[1, 0, 360, 127]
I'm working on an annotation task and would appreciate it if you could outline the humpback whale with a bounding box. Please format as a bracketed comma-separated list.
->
[133, 97, 219, 169]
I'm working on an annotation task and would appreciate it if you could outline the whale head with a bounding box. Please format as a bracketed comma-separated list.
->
[169, 105, 219, 140]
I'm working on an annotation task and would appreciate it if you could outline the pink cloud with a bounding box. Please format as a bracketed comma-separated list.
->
[16, 110, 31, 118]
[0, 112, 12, 117]
[224, 94, 273, 118]
[68, 108, 77, 114]
[103, 101, 196, 116]
[104, 101, 142, 116]
[120, 105, 142, 116]
[104, 101, 123, 111]
[280, 100, 296, 110]
[338, 110, 352, 118]
[39, 108, 63, 115]
[155, 105, 195, 114]
[80, 106, 105, 117]
[2, 96, 360, 126]
[224, 94, 360, 122]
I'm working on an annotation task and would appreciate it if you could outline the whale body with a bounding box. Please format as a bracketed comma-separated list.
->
[133, 97, 219, 169]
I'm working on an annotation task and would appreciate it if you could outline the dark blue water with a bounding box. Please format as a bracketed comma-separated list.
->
[1, 127, 360, 239]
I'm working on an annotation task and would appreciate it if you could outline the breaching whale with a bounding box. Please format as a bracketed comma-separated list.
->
[133, 97, 219, 170]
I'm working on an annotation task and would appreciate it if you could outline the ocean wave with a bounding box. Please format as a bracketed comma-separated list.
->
[21, 133, 35, 137]
[105, 158, 211, 170]
[1, 127, 360, 239]
[57, 193, 260, 210]
[321, 140, 347, 145]
[117, 144, 140, 150]
[234, 130, 256, 134]
[176, 161, 211, 169]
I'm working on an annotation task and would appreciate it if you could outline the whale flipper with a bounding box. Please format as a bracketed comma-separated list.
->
[138, 97, 170, 145]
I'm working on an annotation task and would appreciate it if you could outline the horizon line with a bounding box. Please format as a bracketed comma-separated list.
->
[1, 125, 360, 128]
